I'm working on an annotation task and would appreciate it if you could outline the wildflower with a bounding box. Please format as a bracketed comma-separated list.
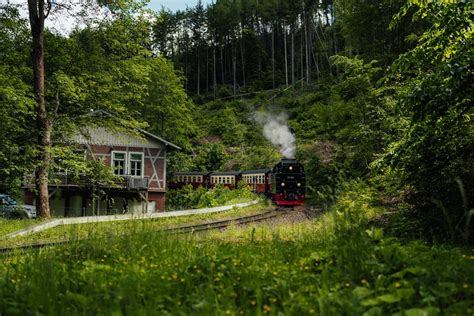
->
[263, 304, 271, 313]
[225, 310, 231, 315]
[309, 309, 315, 314]
[251, 300, 256, 306]
[395, 282, 401, 288]
[463, 284, 469, 289]
[345, 283, 351, 287]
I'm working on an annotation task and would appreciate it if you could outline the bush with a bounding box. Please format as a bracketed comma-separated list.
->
[166, 182, 256, 211]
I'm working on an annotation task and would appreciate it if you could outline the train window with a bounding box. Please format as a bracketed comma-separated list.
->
[192, 176, 196, 182]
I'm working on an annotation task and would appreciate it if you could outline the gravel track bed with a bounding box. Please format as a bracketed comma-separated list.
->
[233, 206, 322, 229]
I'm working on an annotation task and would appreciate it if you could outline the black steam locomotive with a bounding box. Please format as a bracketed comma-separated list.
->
[170, 159, 305, 206]
[271, 159, 305, 206]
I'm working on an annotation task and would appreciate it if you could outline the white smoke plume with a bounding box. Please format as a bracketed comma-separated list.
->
[253, 111, 296, 159]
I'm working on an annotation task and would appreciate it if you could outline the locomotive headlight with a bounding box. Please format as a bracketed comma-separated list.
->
[297, 183, 301, 187]
[281, 182, 285, 187]
[289, 166, 293, 171]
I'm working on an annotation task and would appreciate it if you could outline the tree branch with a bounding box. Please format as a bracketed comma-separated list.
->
[45, 0, 52, 19]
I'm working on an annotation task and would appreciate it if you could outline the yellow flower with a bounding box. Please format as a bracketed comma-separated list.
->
[309, 309, 315, 314]
[263, 304, 271, 313]
[463, 284, 469, 289]
[395, 282, 401, 288]
[250, 300, 256, 306]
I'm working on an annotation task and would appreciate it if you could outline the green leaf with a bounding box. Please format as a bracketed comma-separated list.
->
[353, 286, 373, 299]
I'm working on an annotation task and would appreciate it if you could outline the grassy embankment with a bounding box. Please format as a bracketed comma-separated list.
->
[0, 184, 473, 315]
[0, 184, 261, 246]
[0, 201, 269, 248]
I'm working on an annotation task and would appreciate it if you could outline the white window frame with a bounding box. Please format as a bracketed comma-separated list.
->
[128, 151, 144, 178]
[111, 151, 145, 178]
[111, 151, 127, 176]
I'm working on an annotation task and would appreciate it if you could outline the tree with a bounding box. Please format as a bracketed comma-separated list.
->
[24, 0, 152, 217]
[378, 0, 473, 242]
[0, 6, 35, 196]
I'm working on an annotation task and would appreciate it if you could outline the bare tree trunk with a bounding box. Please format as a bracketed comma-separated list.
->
[240, 35, 246, 90]
[220, 46, 225, 85]
[332, 5, 339, 75]
[271, 24, 275, 89]
[304, 5, 310, 85]
[213, 44, 217, 97]
[291, 27, 295, 90]
[28, 0, 51, 218]
[233, 43, 237, 97]
[206, 47, 209, 93]
[284, 23, 288, 87]
[301, 20, 304, 90]
[197, 58, 200, 95]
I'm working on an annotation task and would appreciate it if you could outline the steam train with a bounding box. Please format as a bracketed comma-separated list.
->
[170, 159, 305, 206]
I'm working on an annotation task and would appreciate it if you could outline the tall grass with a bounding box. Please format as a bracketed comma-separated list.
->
[0, 183, 472, 315]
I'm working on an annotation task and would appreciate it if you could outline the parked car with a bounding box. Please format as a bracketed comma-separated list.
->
[0, 194, 37, 219]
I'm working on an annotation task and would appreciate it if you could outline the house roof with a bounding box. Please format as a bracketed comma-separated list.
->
[76, 110, 181, 151]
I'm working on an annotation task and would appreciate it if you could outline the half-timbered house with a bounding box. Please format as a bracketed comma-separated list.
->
[23, 111, 180, 216]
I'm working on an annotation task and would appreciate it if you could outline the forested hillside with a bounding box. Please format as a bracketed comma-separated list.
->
[0, 0, 472, 242]
[159, 0, 473, 243]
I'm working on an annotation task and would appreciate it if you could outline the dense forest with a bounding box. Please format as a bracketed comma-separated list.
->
[0, 0, 472, 243]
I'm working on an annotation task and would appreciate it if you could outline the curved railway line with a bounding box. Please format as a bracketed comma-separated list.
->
[0, 209, 290, 254]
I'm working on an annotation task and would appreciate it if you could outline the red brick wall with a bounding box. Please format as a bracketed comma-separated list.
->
[148, 192, 165, 211]
[88, 145, 165, 191]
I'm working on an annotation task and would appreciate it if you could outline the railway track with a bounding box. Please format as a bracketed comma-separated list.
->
[0, 209, 286, 254]
[163, 210, 285, 234]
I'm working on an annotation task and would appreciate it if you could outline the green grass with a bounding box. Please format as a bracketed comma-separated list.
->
[0, 201, 270, 248]
[0, 219, 42, 238]
[0, 186, 472, 315]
